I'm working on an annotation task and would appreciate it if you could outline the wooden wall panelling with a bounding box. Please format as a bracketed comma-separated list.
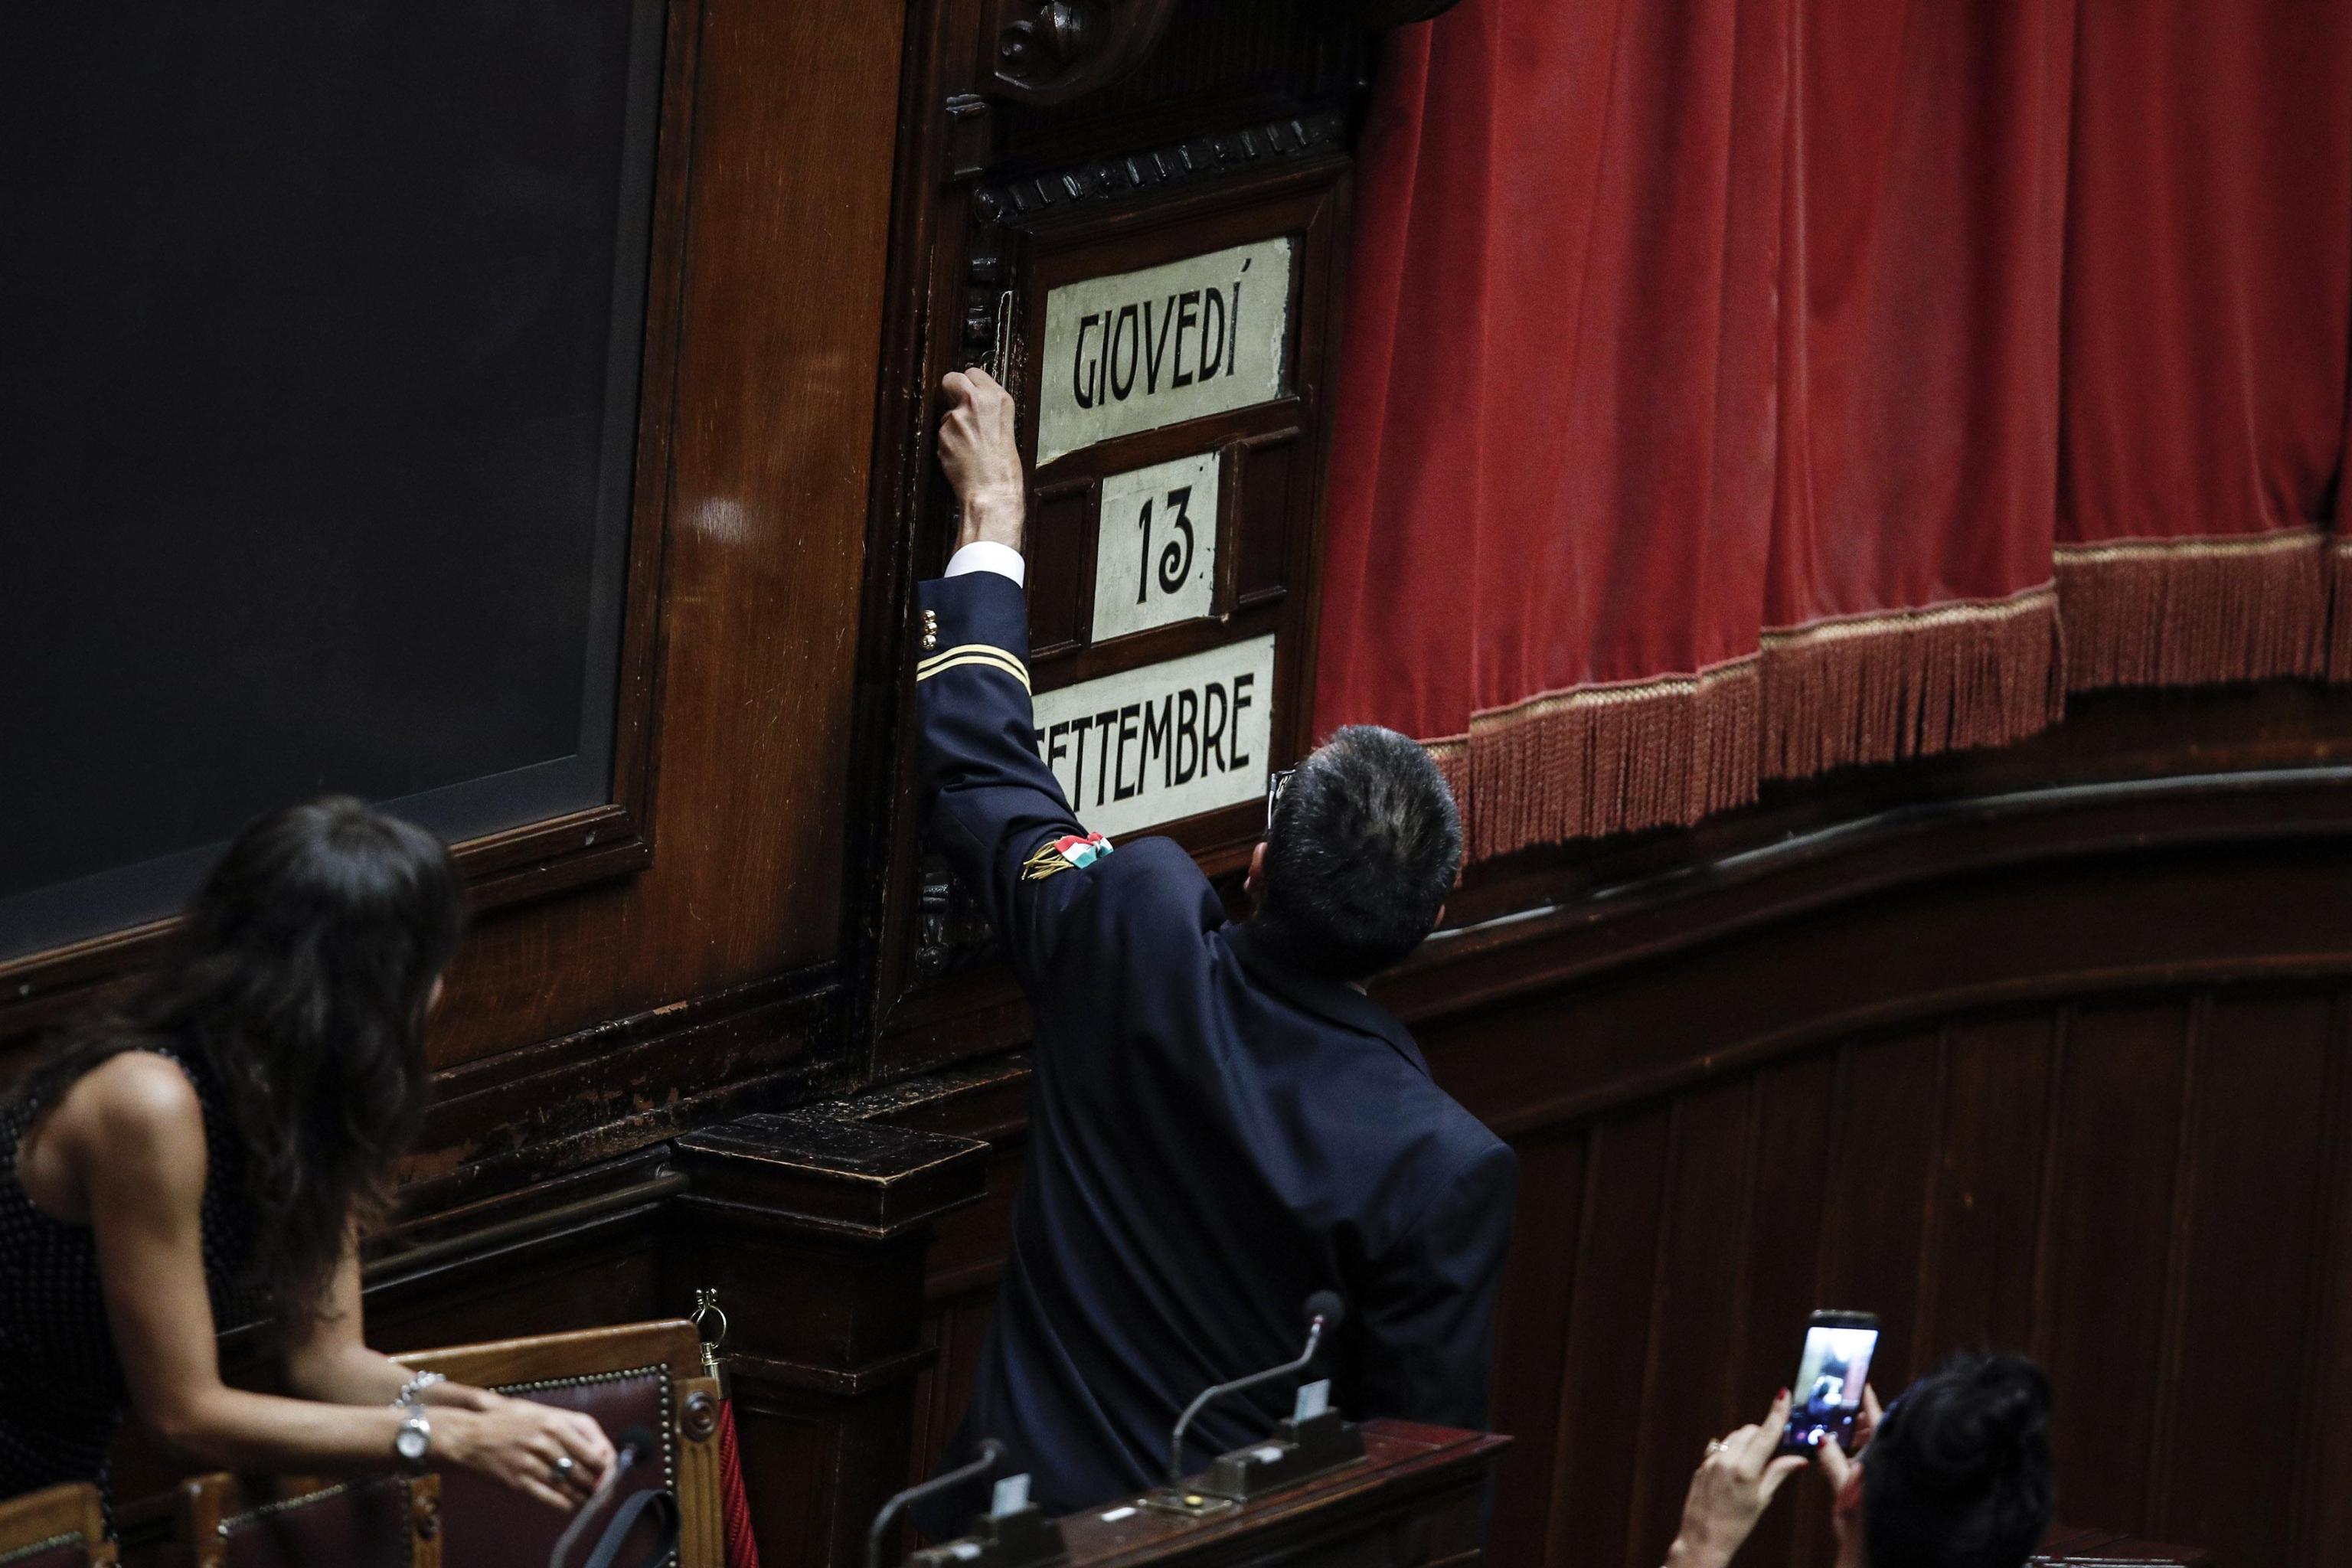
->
[1620, 1084, 1761, 1568]
[1816, 1030, 1945, 1400]
[2151, 993, 2332, 1564]
[2291, 991, 2352, 1563]
[2038, 1003, 2194, 1531]
[1481, 1131, 1586, 1568]
[1915, 1013, 2054, 1360]
[1540, 1109, 1671, 1568]
[1727, 1054, 1841, 1568]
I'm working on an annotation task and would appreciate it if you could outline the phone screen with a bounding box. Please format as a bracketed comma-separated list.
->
[1779, 1318, 1880, 1454]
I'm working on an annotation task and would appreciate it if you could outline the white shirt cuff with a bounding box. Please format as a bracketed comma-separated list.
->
[945, 540, 1026, 588]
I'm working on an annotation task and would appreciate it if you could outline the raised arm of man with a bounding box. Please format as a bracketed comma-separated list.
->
[917, 367, 1148, 987]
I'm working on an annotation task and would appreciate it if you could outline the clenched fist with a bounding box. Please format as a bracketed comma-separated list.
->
[939, 367, 1026, 556]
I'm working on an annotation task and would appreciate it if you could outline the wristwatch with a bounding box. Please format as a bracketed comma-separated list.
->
[394, 1409, 433, 1474]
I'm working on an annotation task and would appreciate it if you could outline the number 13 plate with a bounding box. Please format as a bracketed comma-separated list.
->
[1090, 451, 1219, 642]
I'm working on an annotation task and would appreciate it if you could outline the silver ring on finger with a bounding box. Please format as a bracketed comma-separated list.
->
[1704, 1439, 1726, 1458]
[554, 1455, 577, 1478]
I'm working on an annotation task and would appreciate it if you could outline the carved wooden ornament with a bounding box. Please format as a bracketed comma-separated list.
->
[986, 0, 1184, 104]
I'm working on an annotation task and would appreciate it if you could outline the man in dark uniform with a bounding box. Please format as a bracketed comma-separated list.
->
[913, 367, 1517, 1527]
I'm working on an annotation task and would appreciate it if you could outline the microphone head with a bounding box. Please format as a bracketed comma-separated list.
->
[1303, 1291, 1347, 1333]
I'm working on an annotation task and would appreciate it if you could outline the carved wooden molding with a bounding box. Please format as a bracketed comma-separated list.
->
[970, 110, 1347, 227]
[983, 0, 1183, 105]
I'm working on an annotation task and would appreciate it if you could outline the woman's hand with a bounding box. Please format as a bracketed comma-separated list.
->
[1663, 1390, 1809, 1568]
[423, 1380, 504, 1414]
[434, 1394, 617, 1512]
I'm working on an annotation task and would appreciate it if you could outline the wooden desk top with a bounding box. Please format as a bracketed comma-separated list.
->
[2035, 1524, 2215, 1566]
[1050, 1420, 1509, 1567]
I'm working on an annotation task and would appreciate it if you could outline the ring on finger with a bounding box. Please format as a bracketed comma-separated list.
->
[1704, 1439, 1726, 1458]
[554, 1455, 577, 1478]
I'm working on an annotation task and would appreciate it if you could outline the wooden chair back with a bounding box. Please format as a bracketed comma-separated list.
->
[396, 1319, 720, 1568]
[169, 1473, 438, 1568]
[0, 1482, 114, 1567]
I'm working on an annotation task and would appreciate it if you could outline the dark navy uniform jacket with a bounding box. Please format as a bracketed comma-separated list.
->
[912, 566, 1517, 1527]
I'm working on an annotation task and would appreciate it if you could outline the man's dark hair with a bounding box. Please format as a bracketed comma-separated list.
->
[1256, 725, 1462, 981]
[1864, 1354, 2056, 1568]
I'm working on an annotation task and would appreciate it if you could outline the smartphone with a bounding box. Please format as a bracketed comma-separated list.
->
[1776, 1310, 1880, 1455]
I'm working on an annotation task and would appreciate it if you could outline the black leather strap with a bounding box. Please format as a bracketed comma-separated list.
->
[575, 1488, 681, 1568]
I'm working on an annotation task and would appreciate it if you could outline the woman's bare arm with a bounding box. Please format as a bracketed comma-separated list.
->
[49, 1053, 609, 1508]
[281, 1246, 497, 1411]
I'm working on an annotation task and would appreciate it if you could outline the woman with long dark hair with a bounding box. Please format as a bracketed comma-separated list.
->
[0, 797, 614, 1507]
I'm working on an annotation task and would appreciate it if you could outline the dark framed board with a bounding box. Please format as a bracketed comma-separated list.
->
[1004, 161, 1349, 862]
[0, 0, 686, 982]
[868, 108, 1357, 1067]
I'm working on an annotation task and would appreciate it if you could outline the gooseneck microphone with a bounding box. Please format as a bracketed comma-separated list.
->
[1165, 1292, 1348, 1489]
[865, 1437, 1007, 1568]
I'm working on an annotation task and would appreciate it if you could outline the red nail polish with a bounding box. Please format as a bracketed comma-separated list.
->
[1778, 1388, 1789, 1400]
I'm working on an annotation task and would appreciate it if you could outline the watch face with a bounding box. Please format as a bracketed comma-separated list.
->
[396, 1423, 430, 1462]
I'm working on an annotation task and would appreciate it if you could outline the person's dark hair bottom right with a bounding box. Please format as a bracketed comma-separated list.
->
[1864, 1353, 2056, 1568]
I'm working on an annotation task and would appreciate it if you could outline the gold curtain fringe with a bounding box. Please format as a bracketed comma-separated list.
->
[1759, 591, 2064, 782]
[2053, 530, 2328, 690]
[1419, 534, 2352, 858]
[1464, 665, 1760, 861]
[2324, 537, 2352, 682]
[1423, 736, 1472, 818]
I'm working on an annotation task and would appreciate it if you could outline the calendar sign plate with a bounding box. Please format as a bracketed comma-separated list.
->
[1033, 635, 1276, 838]
[1091, 451, 1220, 642]
[1037, 237, 1292, 465]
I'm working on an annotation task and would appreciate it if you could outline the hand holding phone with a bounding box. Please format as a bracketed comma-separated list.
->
[1775, 1311, 1880, 1457]
[1665, 1389, 1811, 1568]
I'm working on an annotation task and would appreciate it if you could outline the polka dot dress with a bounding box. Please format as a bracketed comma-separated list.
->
[0, 1044, 261, 1500]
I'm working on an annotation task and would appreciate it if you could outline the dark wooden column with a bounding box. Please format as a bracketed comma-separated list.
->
[668, 1112, 990, 1566]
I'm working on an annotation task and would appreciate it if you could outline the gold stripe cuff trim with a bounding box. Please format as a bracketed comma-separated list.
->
[919, 641, 1026, 675]
[916, 647, 1032, 691]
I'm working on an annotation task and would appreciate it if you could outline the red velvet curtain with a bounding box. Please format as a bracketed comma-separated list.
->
[1315, 0, 2352, 860]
